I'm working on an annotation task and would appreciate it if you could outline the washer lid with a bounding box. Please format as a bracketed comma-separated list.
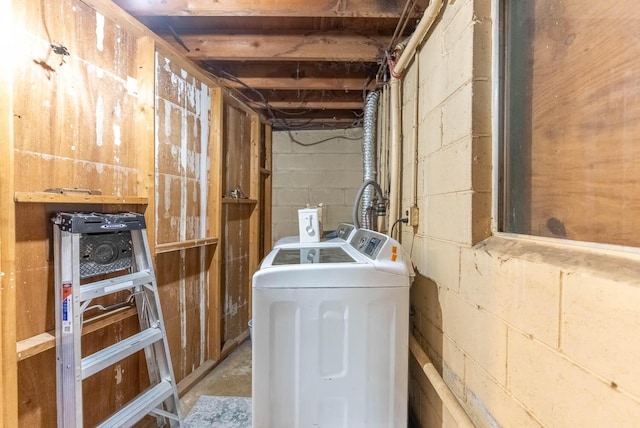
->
[253, 244, 410, 289]
[272, 247, 355, 265]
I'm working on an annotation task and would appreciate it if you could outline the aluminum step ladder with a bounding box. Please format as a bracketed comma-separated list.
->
[52, 212, 182, 427]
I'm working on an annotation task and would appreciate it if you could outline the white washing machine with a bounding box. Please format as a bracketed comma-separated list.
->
[252, 228, 412, 428]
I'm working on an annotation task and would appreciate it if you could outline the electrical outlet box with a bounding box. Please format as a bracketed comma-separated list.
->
[409, 206, 419, 227]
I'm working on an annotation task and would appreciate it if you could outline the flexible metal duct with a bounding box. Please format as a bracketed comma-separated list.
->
[361, 91, 380, 228]
[353, 179, 386, 230]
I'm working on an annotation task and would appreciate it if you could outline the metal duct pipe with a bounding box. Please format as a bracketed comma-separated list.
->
[361, 91, 380, 229]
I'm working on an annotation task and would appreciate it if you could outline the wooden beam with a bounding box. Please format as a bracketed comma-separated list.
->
[269, 113, 362, 127]
[113, 0, 426, 18]
[245, 89, 364, 110]
[166, 33, 390, 62]
[14, 192, 148, 205]
[282, 114, 360, 120]
[222, 76, 371, 91]
[208, 88, 224, 361]
[271, 121, 360, 131]
[0, 0, 17, 425]
[262, 123, 273, 255]
[202, 60, 377, 90]
[248, 115, 261, 319]
[266, 109, 363, 120]
[252, 100, 363, 109]
[204, 60, 377, 78]
[135, 36, 157, 272]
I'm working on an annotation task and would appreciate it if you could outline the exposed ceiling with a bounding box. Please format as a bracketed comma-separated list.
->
[112, 0, 428, 130]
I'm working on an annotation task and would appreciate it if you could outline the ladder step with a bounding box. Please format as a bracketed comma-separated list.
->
[95, 380, 177, 428]
[82, 327, 163, 379]
[79, 270, 153, 302]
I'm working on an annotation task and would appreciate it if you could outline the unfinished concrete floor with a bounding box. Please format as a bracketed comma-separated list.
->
[180, 339, 253, 417]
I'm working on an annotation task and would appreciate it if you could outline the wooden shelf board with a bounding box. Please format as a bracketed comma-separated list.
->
[16, 332, 55, 361]
[155, 238, 219, 254]
[221, 198, 258, 205]
[14, 192, 148, 205]
[177, 359, 216, 397]
[16, 306, 138, 361]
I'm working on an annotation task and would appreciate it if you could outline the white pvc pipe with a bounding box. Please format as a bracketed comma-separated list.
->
[388, 1, 475, 426]
[409, 334, 476, 428]
[388, 0, 445, 238]
[388, 78, 401, 238]
[378, 86, 390, 234]
[394, 0, 444, 74]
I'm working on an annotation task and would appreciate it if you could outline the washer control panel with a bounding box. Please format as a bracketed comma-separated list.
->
[350, 229, 388, 260]
[336, 223, 355, 240]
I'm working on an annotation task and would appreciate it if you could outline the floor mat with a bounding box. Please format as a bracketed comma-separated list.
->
[184, 395, 252, 428]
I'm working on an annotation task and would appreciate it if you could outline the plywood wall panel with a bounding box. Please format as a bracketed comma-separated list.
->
[153, 51, 214, 381]
[223, 104, 252, 196]
[14, 152, 137, 196]
[155, 56, 201, 115]
[183, 247, 205, 372]
[528, 0, 640, 246]
[15, 267, 52, 341]
[155, 174, 183, 244]
[14, 0, 140, 195]
[155, 52, 210, 245]
[154, 250, 183, 380]
[186, 178, 203, 241]
[186, 112, 204, 181]
[156, 97, 184, 177]
[221, 204, 252, 342]
[17, 350, 57, 427]
[13, 205, 50, 272]
[219, 98, 261, 346]
[154, 246, 212, 382]
[13, 70, 137, 166]
[17, 0, 137, 81]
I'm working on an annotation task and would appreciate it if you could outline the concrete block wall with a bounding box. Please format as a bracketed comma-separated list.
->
[271, 129, 364, 243]
[399, 0, 640, 427]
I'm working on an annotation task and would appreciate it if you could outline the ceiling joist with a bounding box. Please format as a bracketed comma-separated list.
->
[251, 100, 363, 109]
[114, 0, 426, 18]
[265, 109, 364, 129]
[222, 76, 372, 91]
[166, 33, 390, 62]
[271, 109, 362, 118]
[116, 0, 421, 128]
[243, 89, 364, 109]
[203, 61, 376, 90]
